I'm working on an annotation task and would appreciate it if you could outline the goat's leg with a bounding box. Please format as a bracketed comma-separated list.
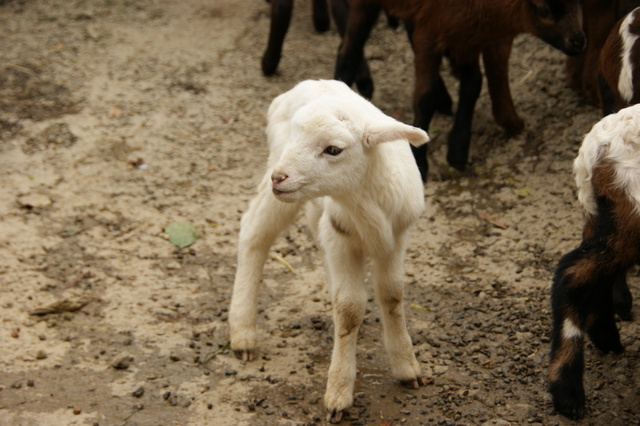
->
[262, 0, 294, 76]
[598, 74, 617, 116]
[613, 270, 633, 320]
[411, 46, 441, 182]
[229, 177, 302, 361]
[330, 0, 375, 99]
[548, 249, 589, 420]
[548, 246, 625, 419]
[482, 39, 525, 135]
[446, 59, 482, 171]
[372, 249, 424, 388]
[322, 232, 367, 423]
[334, 0, 380, 97]
[312, 0, 330, 32]
[404, 21, 452, 116]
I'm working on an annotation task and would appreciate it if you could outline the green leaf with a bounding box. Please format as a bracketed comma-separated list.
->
[517, 186, 530, 198]
[164, 222, 197, 248]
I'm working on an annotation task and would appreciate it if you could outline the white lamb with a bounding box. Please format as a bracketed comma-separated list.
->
[228, 79, 429, 423]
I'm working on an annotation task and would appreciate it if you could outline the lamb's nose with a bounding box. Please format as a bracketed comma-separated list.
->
[271, 172, 287, 184]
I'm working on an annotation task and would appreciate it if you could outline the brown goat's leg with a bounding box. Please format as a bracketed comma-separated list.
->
[403, 21, 452, 116]
[613, 270, 633, 320]
[549, 221, 627, 420]
[330, 0, 375, 99]
[334, 0, 380, 95]
[598, 74, 617, 116]
[446, 60, 482, 171]
[312, 0, 330, 32]
[262, 0, 294, 76]
[411, 47, 441, 181]
[549, 247, 592, 420]
[482, 39, 524, 135]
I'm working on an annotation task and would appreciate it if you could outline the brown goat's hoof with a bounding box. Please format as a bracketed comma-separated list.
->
[261, 51, 280, 77]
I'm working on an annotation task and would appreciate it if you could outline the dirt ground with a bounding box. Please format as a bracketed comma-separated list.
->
[0, 0, 638, 425]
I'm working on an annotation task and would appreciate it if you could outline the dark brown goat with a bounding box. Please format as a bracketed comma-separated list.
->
[261, 0, 375, 98]
[334, 0, 586, 180]
[566, 0, 640, 107]
[549, 105, 640, 419]
[599, 6, 640, 114]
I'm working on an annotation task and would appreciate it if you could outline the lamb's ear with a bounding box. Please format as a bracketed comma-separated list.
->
[364, 121, 429, 147]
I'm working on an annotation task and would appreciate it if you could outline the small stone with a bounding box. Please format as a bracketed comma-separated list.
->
[132, 386, 145, 398]
[111, 355, 134, 370]
[18, 193, 52, 209]
[72, 406, 82, 415]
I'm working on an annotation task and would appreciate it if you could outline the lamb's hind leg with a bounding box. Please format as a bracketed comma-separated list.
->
[373, 249, 424, 388]
[229, 177, 302, 361]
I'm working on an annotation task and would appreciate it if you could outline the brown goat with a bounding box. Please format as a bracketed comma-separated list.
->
[334, 0, 586, 180]
[599, 6, 640, 114]
[566, 0, 640, 107]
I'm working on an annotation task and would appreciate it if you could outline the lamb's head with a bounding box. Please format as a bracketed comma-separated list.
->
[269, 95, 428, 203]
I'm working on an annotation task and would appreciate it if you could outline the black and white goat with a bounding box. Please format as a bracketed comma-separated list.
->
[549, 104, 640, 419]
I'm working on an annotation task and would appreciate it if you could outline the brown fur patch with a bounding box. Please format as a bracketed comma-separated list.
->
[335, 302, 363, 338]
[564, 256, 598, 287]
[549, 336, 583, 382]
[549, 306, 584, 382]
[592, 161, 640, 265]
[330, 216, 350, 236]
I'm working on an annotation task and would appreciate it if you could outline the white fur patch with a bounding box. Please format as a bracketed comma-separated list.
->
[562, 318, 583, 340]
[618, 9, 639, 103]
[574, 104, 640, 216]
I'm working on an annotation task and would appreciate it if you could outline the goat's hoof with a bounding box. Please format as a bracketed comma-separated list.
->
[549, 380, 585, 420]
[400, 376, 427, 389]
[261, 51, 280, 77]
[233, 349, 256, 362]
[326, 408, 344, 424]
[502, 118, 525, 136]
[355, 77, 374, 100]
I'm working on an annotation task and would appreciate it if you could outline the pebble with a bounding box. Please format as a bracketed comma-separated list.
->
[17, 193, 52, 209]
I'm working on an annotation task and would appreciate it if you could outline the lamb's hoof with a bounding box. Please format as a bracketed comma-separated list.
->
[233, 348, 256, 362]
[400, 376, 427, 389]
[326, 408, 344, 424]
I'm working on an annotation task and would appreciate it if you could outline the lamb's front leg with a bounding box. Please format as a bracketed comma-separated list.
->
[373, 250, 424, 388]
[229, 179, 302, 361]
[322, 243, 367, 423]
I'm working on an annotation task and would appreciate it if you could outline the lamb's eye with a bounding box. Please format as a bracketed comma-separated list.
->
[324, 146, 343, 156]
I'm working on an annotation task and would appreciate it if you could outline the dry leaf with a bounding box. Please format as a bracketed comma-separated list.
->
[29, 299, 90, 316]
[477, 212, 509, 229]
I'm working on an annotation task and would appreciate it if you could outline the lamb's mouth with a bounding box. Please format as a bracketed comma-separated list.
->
[272, 188, 298, 201]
